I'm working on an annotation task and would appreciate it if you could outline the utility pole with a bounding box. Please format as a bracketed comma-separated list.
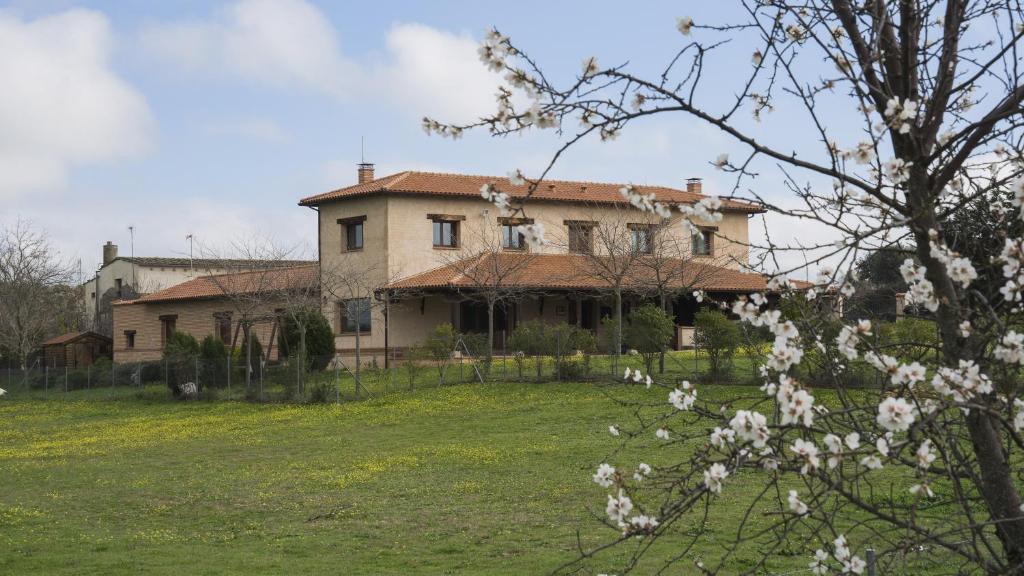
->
[128, 225, 136, 287]
[186, 234, 194, 277]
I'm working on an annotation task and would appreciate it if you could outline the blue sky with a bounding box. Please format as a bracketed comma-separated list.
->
[1, 1, 842, 277]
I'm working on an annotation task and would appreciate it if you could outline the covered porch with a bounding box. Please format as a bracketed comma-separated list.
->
[380, 253, 769, 355]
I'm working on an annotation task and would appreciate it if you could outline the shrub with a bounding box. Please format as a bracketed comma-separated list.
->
[424, 323, 457, 378]
[693, 309, 740, 381]
[309, 379, 337, 403]
[163, 331, 199, 396]
[738, 322, 772, 382]
[508, 320, 549, 381]
[278, 308, 335, 371]
[598, 315, 622, 355]
[624, 304, 675, 375]
[877, 317, 939, 361]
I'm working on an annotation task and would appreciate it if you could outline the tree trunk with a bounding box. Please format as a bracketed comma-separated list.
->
[613, 287, 622, 375]
[244, 323, 252, 390]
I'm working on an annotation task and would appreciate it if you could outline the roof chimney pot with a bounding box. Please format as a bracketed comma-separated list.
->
[102, 241, 118, 266]
[357, 163, 375, 184]
[686, 177, 702, 195]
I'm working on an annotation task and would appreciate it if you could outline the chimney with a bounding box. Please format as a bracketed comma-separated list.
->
[686, 177, 702, 195]
[357, 162, 375, 184]
[102, 241, 118, 266]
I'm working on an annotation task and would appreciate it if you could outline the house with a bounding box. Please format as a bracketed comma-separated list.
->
[111, 265, 318, 362]
[41, 331, 112, 368]
[299, 165, 768, 359]
[79, 241, 310, 333]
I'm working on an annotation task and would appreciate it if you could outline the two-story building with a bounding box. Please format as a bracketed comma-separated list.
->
[300, 165, 769, 359]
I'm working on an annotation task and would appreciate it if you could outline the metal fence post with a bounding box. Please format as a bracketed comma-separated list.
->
[64, 366, 68, 393]
[866, 548, 876, 576]
[227, 356, 232, 399]
[87, 365, 91, 389]
[45, 366, 49, 393]
[195, 357, 199, 391]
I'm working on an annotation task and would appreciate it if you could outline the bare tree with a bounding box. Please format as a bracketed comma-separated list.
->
[557, 204, 653, 373]
[199, 238, 311, 392]
[431, 215, 538, 362]
[431, 3, 1024, 573]
[0, 221, 77, 368]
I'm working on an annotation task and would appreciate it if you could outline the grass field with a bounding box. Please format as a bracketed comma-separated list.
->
[0, 381, 950, 575]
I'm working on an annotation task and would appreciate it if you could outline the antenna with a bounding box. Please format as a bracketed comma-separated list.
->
[361, 135, 365, 163]
[128, 225, 136, 287]
[186, 233, 194, 276]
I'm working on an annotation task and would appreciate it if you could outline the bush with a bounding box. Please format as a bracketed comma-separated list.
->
[877, 317, 940, 361]
[309, 379, 337, 403]
[693, 309, 740, 381]
[424, 323, 457, 378]
[163, 331, 199, 396]
[624, 304, 675, 375]
[598, 315, 622, 355]
[278, 308, 335, 371]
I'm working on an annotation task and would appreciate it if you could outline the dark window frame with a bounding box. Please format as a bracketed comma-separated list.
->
[428, 214, 465, 249]
[337, 216, 367, 252]
[498, 217, 532, 251]
[339, 298, 372, 334]
[214, 312, 233, 344]
[565, 220, 596, 254]
[124, 330, 136, 349]
[159, 314, 177, 347]
[692, 226, 716, 257]
[629, 224, 655, 255]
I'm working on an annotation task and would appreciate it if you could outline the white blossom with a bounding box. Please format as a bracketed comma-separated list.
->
[609, 425, 620, 437]
[656, 427, 670, 440]
[910, 483, 935, 498]
[789, 439, 820, 474]
[916, 439, 936, 469]
[713, 153, 729, 170]
[752, 50, 763, 65]
[634, 463, 651, 482]
[669, 387, 697, 411]
[788, 490, 809, 516]
[606, 489, 633, 523]
[593, 463, 616, 487]
[994, 331, 1024, 365]
[507, 169, 526, 186]
[883, 157, 913, 184]
[703, 463, 729, 493]
[710, 426, 736, 449]
[810, 549, 830, 575]
[581, 56, 599, 78]
[729, 410, 770, 448]
[516, 223, 546, 249]
[877, 397, 916, 432]
[676, 16, 694, 35]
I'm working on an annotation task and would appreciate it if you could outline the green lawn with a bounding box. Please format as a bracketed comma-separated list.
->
[0, 382, 949, 575]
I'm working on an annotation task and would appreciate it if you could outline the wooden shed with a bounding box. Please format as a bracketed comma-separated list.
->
[41, 331, 112, 368]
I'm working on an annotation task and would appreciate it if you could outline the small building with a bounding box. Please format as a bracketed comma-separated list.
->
[111, 265, 319, 362]
[41, 331, 113, 368]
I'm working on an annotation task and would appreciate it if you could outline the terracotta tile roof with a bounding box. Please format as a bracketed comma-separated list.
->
[115, 257, 313, 269]
[385, 253, 768, 293]
[41, 331, 111, 346]
[114, 265, 319, 305]
[298, 171, 764, 213]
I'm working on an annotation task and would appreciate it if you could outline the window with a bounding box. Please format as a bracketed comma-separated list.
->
[338, 216, 366, 251]
[159, 315, 177, 347]
[692, 227, 715, 256]
[114, 278, 123, 295]
[566, 221, 594, 254]
[215, 312, 233, 344]
[340, 298, 371, 333]
[499, 218, 530, 251]
[124, 330, 136, 349]
[630, 225, 655, 254]
[432, 220, 459, 248]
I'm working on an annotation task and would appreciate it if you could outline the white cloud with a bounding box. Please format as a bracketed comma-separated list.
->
[377, 23, 501, 121]
[139, 0, 358, 97]
[139, 1, 498, 121]
[0, 9, 154, 200]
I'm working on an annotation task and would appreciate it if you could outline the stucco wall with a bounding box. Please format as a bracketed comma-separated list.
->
[316, 192, 753, 353]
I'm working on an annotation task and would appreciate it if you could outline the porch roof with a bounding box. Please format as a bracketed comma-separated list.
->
[384, 253, 769, 293]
